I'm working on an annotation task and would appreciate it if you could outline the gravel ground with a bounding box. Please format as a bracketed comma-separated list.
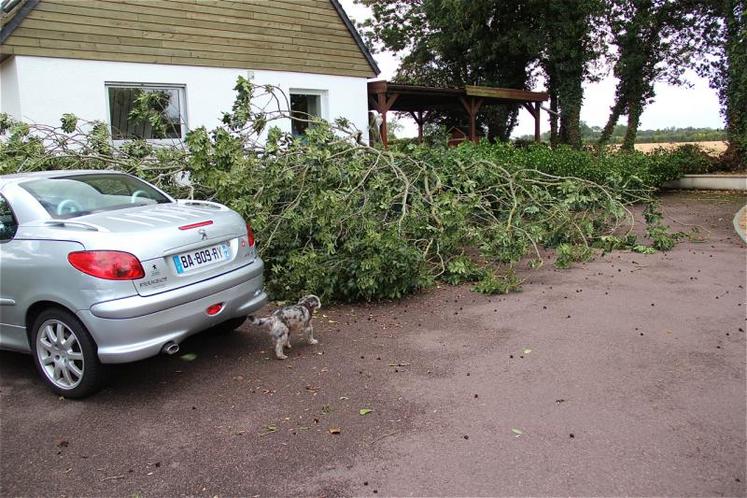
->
[1, 191, 745, 497]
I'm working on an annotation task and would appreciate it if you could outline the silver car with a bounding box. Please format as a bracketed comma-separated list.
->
[0, 170, 267, 397]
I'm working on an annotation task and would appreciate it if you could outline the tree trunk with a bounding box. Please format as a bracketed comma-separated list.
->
[598, 97, 626, 146]
[557, 73, 584, 149]
[621, 97, 643, 151]
[549, 89, 559, 147]
[559, 102, 582, 149]
[722, 0, 746, 168]
[546, 67, 559, 147]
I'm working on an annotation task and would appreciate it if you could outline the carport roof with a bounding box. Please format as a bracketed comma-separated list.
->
[367, 80, 549, 113]
[367, 80, 549, 147]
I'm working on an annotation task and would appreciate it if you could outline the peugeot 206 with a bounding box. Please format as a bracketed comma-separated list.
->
[0, 170, 266, 397]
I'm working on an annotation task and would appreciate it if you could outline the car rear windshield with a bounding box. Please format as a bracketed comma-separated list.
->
[21, 174, 172, 219]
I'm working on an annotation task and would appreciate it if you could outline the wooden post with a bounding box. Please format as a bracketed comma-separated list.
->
[522, 102, 541, 143]
[468, 106, 476, 143]
[375, 93, 399, 149]
[409, 110, 429, 143]
[380, 111, 388, 148]
[460, 97, 483, 143]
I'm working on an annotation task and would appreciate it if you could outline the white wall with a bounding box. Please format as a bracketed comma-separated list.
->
[0, 58, 22, 119]
[0, 56, 370, 141]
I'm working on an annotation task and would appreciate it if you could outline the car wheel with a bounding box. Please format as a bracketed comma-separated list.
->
[30, 308, 106, 398]
[215, 316, 247, 333]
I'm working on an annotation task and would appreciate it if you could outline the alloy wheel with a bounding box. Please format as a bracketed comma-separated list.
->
[35, 319, 85, 390]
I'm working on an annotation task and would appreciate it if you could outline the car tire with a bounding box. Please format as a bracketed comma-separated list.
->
[215, 316, 247, 333]
[30, 308, 106, 399]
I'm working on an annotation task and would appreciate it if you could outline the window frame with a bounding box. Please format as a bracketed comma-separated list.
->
[105, 82, 189, 144]
[0, 193, 19, 243]
[288, 88, 328, 137]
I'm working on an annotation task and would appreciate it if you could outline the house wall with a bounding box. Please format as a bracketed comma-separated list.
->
[0, 59, 22, 119]
[0, 56, 370, 141]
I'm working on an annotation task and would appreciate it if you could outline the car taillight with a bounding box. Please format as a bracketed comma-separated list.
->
[67, 251, 145, 280]
[246, 223, 255, 248]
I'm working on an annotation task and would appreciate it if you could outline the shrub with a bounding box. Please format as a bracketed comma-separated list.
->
[647, 143, 715, 175]
[396, 141, 684, 197]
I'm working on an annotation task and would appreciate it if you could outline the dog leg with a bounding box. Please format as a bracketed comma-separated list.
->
[272, 325, 289, 360]
[274, 340, 287, 360]
[304, 325, 318, 345]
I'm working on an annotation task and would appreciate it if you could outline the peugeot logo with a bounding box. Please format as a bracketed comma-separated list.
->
[198, 228, 208, 240]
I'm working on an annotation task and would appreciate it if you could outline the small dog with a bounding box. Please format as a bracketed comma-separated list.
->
[248, 295, 321, 360]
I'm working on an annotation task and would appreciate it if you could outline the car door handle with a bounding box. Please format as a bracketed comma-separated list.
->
[0, 298, 16, 306]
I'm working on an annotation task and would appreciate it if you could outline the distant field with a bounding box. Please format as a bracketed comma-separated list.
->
[633, 141, 728, 155]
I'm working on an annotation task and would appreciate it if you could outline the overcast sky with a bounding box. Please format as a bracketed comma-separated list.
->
[340, 0, 725, 138]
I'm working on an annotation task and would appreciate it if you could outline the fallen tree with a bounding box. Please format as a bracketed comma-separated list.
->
[0, 78, 683, 302]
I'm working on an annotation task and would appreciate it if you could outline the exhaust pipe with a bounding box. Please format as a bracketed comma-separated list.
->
[162, 341, 180, 355]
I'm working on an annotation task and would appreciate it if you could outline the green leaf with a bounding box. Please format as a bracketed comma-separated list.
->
[60, 113, 78, 133]
[359, 408, 373, 416]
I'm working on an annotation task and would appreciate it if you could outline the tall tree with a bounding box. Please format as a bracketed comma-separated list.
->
[698, 0, 745, 167]
[541, 0, 605, 148]
[598, 0, 715, 150]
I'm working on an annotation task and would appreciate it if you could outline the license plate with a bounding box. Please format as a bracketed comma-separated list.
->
[172, 242, 230, 274]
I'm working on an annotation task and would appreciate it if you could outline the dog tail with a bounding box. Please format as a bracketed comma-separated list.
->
[248, 315, 272, 328]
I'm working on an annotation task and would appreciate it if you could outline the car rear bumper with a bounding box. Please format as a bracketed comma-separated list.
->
[77, 259, 267, 363]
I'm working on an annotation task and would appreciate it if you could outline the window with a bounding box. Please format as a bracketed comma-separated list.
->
[0, 195, 18, 241]
[290, 91, 325, 136]
[106, 83, 186, 140]
[20, 174, 171, 219]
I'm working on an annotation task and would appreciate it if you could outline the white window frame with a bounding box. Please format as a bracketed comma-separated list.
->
[288, 88, 329, 135]
[105, 82, 188, 144]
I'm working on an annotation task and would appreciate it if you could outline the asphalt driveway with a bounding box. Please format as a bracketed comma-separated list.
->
[1, 191, 745, 497]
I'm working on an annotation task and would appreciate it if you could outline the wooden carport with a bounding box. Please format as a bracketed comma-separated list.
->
[368, 81, 549, 147]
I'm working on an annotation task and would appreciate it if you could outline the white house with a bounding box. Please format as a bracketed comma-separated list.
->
[0, 0, 379, 141]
